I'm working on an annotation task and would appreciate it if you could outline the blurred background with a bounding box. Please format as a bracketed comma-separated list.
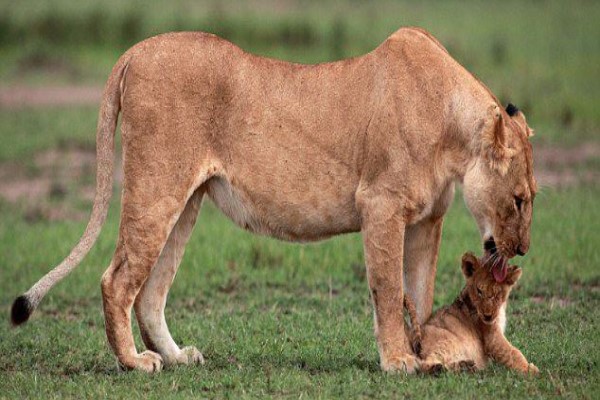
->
[0, 0, 598, 185]
[0, 1, 598, 397]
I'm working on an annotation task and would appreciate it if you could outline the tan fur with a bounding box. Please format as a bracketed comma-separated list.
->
[13, 27, 536, 373]
[415, 253, 539, 375]
[403, 295, 422, 354]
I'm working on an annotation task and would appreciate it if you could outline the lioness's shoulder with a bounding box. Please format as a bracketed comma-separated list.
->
[382, 27, 449, 56]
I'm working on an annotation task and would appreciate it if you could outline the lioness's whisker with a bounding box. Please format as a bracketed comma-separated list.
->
[482, 252, 495, 269]
[485, 252, 499, 270]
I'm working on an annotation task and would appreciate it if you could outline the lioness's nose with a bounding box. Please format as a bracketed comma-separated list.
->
[483, 314, 493, 322]
[516, 245, 527, 256]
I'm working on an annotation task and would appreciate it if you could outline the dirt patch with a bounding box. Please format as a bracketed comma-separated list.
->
[531, 295, 572, 308]
[0, 86, 102, 108]
[535, 142, 600, 166]
[0, 82, 597, 222]
[0, 142, 597, 221]
[534, 142, 600, 188]
[573, 280, 600, 294]
[0, 146, 122, 221]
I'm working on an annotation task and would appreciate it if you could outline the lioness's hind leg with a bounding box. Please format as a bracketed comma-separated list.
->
[134, 187, 205, 367]
[101, 186, 198, 372]
[102, 242, 165, 373]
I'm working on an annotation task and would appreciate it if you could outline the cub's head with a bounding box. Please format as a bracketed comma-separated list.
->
[461, 252, 521, 324]
[463, 103, 537, 268]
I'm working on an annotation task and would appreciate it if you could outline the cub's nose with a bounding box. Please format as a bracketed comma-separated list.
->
[516, 245, 527, 256]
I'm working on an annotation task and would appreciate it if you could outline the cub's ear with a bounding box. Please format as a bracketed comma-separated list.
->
[461, 252, 480, 278]
[504, 265, 522, 285]
[481, 105, 515, 175]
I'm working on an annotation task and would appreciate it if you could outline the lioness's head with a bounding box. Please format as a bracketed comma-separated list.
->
[463, 103, 536, 274]
[461, 252, 521, 324]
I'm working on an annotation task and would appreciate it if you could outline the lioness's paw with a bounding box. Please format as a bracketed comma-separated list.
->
[527, 363, 540, 375]
[381, 354, 419, 374]
[178, 346, 205, 365]
[119, 350, 164, 373]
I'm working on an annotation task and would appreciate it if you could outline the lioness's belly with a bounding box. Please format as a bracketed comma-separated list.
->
[206, 172, 361, 242]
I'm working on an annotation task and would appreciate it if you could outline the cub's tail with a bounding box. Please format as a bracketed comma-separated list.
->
[403, 295, 422, 356]
[10, 58, 129, 326]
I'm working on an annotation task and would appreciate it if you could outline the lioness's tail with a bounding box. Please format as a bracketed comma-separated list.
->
[10, 58, 129, 326]
[403, 295, 422, 356]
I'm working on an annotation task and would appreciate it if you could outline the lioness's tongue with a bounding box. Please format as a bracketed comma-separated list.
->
[492, 258, 508, 283]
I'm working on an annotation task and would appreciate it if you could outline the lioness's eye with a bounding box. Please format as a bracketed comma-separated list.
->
[514, 196, 524, 211]
[477, 288, 483, 297]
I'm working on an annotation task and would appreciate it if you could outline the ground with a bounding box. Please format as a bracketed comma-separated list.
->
[0, 1, 599, 398]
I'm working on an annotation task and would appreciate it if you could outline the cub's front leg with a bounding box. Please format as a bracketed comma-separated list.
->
[484, 329, 539, 375]
[357, 192, 417, 373]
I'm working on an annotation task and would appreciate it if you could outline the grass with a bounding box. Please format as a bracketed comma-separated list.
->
[0, 0, 599, 398]
[0, 176, 598, 398]
[0, 108, 98, 163]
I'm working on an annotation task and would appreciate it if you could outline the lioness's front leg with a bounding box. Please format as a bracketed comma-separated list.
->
[358, 193, 417, 373]
[404, 183, 453, 323]
[403, 217, 443, 324]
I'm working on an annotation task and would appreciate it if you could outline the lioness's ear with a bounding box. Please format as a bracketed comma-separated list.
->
[506, 103, 519, 117]
[504, 265, 522, 285]
[461, 252, 479, 278]
[506, 103, 534, 138]
[526, 126, 535, 138]
[481, 105, 515, 175]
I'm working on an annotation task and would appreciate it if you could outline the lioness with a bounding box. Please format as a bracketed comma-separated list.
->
[413, 253, 538, 375]
[11, 27, 536, 373]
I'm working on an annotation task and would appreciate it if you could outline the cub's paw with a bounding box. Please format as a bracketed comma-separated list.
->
[118, 350, 164, 373]
[178, 346, 205, 366]
[420, 362, 444, 375]
[381, 354, 419, 374]
[456, 360, 477, 373]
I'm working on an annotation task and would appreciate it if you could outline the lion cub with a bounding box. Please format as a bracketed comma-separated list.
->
[412, 253, 538, 375]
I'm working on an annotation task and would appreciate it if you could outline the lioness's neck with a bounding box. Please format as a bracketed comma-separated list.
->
[438, 87, 501, 184]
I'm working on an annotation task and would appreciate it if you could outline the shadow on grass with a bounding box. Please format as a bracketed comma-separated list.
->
[206, 351, 381, 374]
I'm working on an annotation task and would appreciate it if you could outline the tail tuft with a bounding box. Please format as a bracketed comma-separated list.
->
[11, 295, 33, 326]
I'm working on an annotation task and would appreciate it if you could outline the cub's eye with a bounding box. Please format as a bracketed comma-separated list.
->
[514, 196, 524, 211]
[477, 287, 483, 297]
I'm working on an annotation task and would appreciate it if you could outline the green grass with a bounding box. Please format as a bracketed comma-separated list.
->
[0, 1, 599, 398]
[0, 108, 98, 163]
[1, 179, 598, 398]
[0, 107, 598, 398]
